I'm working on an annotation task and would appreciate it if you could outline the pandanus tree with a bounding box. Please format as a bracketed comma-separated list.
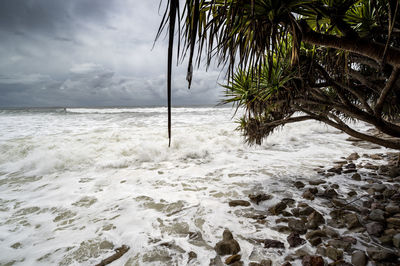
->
[157, 0, 400, 150]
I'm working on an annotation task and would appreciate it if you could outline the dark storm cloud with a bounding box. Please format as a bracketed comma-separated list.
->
[0, 0, 223, 107]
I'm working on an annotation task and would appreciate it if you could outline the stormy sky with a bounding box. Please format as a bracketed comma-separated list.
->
[0, 0, 223, 107]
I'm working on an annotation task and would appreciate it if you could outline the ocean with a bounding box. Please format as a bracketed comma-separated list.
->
[0, 107, 386, 265]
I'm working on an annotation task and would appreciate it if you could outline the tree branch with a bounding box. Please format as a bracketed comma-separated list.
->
[375, 67, 400, 116]
[300, 20, 400, 67]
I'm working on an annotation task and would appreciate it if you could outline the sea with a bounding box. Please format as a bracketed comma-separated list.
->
[0, 107, 387, 265]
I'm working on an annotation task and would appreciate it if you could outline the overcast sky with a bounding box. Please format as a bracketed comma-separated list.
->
[0, 0, 223, 107]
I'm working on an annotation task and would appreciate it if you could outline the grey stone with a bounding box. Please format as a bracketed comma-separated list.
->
[328, 239, 351, 251]
[268, 202, 287, 215]
[344, 213, 361, 229]
[309, 179, 326, 186]
[393, 233, 400, 248]
[307, 211, 325, 229]
[229, 200, 251, 207]
[214, 229, 241, 256]
[369, 209, 385, 222]
[306, 230, 327, 240]
[288, 219, 307, 234]
[371, 184, 386, 193]
[326, 247, 343, 261]
[351, 173, 361, 181]
[351, 251, 367, 266]
[366, 222, 384, 236]
[264, 239, 285, 249]
[366, 247, 398, 262]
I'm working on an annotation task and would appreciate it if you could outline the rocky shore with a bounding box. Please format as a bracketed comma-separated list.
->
[212, 151, 400, 266]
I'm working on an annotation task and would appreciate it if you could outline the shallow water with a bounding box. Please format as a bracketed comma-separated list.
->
[0, 107, 387, 265]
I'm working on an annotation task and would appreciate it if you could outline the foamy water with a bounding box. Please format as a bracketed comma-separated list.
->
[0, 107, 387, 265]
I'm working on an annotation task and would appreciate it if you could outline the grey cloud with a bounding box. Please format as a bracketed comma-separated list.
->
[0, 0, 223, 107]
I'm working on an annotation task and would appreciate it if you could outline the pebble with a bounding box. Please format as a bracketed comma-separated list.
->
[351, 251, 367, 266]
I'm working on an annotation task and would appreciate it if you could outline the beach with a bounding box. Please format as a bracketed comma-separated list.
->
[0, 107, 398, 265]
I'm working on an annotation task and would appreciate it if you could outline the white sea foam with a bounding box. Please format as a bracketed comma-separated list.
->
[0, 107, 389, 265]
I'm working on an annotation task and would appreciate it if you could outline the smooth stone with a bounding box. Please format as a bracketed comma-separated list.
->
[366, 222, 384, 236]
[379, 234, 393, 245]
[229, 200, 251, 207]
[288, 218, 307, 234]
[308, 237, 322, 246]
[328, 239, 351, 251]
[369, 209, 385, 222]
[287, 232, 306, 248]
[371, 184, 386, 193]
[302, 191, 315, 200]
[301, 255, 324, 266]
[351, 251, 367, 266]
[387, 217, 400, 226]
[385, 203, 400, 214]
[268, 202, 287, 215]
[326, 247, 343, 261]
[214, 229, 241, 256]
[307, 211, 325, 229]
[294, 181, 305, 189]
[306, 230, 327, 240]
[309, 179, 326, 186]
[344, 213, 361, 229]
[351, 173, 361, 181]
[366, 247, 398, 262]
[264, 239, 285, 249]
[347, 153, 360, 160]
[249, 194, 272, 204]
[323, 188, 338, 198]
[225, 254, 241, 265]
[393, 233, 400, 248]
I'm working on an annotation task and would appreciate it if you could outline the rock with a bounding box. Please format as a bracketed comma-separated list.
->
[388, 166, 400, 178]
[326, 247, 343, 261]
[341, 236, 357, 244]
[229, 262, 243, 266]
[383, 189, 397, 198]
[302, 191, 315, 200]
[369, 209, 385, 222]
[188, 251, 197, 262]
[249, 194, 272, 204]
[306, 230, 327, 240]
[282, 262, 292, 266]
[371, 183, 387, 193]
[287, 232, 306, 248]
[344, 213, 362, 229]
[363, 163, 379, 170]
[347, 190, 357, 197]
[387, 217, 400, 226]
[210, 256, 224, 266]
[268, 202, 287, 215]
[299, 206, 316, 216]
[379, 234, 393, 245]
[281, 198, 296, 207]
[301, 255, 324, 266]
[327, 167, 342, 174]
[229, 200, 251, 207]
[345, 163, 356, 169]
[307, 211, 325, 229]
[249, 260, 272, 266]
[347, 153, 360, 160]
[264, 239, 285, 249]
[225, 254, 241, 265]
[323, 188, 338, 198]
[294, 181, 306, 189]
[351, 251, 367, 266]
[316, 246, 326, 256]
[214, 229, 241, 255]
[392, 192, 400, 201]
[385, 203, 400, 214]
[309, 179, 326, 186]
[366, 222, 384, 236]
[328, 239, 351, 251]
[308, 237, 321, 246]
[366, 247, 398, 262]
[393, 233, 400, 248]
[288, 219, 307, 234]
[323, 226, 340, 238]
[351, 173, 362, 181]
[331, 198, 348, 207]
